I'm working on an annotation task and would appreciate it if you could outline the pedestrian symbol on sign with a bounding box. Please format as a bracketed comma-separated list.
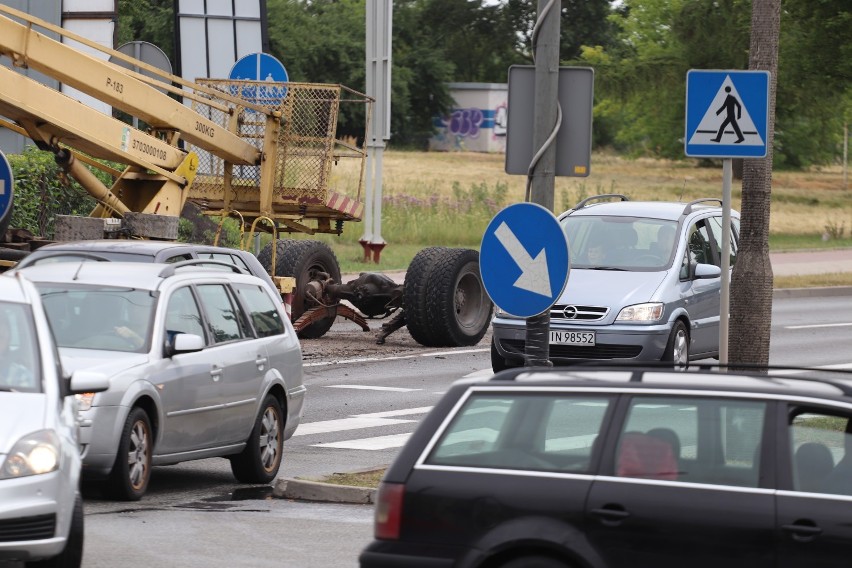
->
[687, 75, 764, 147]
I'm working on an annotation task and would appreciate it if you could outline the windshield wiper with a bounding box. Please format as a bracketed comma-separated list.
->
[587, 266, 627, 271]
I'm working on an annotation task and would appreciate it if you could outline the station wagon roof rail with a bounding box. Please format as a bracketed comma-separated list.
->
[489, 363, 852, 397]
[681, 198, 723, 215]
[572, 193, 631, 210]
[157, 258, 249, 278]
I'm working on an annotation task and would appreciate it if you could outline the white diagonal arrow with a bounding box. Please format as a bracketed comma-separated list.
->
[494, 221, 551, 297]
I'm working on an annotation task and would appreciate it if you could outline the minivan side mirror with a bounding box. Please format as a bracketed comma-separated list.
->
[694, 263, 722, 279]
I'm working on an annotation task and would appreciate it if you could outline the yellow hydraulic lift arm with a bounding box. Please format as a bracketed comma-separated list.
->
[0, 5, 260, 167]
[0, 65, 186, 174]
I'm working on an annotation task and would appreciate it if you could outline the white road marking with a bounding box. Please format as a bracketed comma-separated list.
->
[785, 322, 852, 330]
[355, 407, 434, 418]
[324, 385, 421, 392]
[312, 433, 412, 450]
[292, 417, 415, 436]
[303, 348, 489, 368]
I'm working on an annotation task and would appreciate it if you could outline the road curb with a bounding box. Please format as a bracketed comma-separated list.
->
[773, 286, 852, 299]
[273, 477, 377, 505]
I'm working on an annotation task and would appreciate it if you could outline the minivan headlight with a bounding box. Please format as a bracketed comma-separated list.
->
[616, 303, 664, 322]
[0, 430, 60, 479]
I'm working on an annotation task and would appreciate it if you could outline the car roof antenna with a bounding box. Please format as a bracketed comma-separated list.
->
[679, 179, 686, 202]
[72, 261, 85, 281]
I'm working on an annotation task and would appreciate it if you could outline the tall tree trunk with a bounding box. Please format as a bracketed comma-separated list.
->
[729, 0, 780, 367]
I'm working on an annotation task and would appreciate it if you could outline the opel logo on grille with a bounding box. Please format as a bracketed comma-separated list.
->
[562, 305, 578, 319]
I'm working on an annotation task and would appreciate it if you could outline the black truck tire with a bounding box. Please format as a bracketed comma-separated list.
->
[258, 239, 341, 339]
[404, 247, 493, 347]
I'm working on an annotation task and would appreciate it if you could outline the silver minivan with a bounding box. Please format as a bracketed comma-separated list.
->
[18, 260, 305, 501]
[491, 195, 740, 370]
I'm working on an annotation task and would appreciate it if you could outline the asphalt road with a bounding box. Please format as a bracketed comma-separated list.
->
[3, 277, 846, 568]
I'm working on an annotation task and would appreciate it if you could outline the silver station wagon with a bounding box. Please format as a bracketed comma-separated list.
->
[491, 195, 740, 370]
[18, 260, 305, 501]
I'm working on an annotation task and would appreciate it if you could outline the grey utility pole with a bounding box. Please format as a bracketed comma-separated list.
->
[525, 0, 561, 367]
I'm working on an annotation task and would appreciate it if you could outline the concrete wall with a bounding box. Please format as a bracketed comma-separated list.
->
[429, 82, 508, 153]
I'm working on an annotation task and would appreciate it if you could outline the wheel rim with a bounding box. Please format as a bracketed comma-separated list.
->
[259, 406, 281, 472]
[454, 271, 486, 331]
[673, 328, 689, 367]
[127, 420, 150, 490]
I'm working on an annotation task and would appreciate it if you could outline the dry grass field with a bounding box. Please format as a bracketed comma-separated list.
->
[334, 150, 851, 235]
[321, 149, 851, 271]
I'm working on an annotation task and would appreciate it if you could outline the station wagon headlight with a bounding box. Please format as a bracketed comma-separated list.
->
[0, 430, 60, 479]
[616, 303, 664, 322]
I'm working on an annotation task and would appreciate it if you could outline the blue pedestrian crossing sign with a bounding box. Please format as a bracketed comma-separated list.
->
[685, 70, 770, 158]
[480, 202, 570, 318]
[0, 150, 14, 236]
[228, 53, 289, 107]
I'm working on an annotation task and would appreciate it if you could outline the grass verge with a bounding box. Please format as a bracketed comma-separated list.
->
[774, 273, 852, 289]
[312, 468, 386, 488]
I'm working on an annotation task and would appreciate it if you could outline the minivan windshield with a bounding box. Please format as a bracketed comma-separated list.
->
[561, 216, 678, 271]
[0, 302, 41, 393]
[37, 285, 156, 353]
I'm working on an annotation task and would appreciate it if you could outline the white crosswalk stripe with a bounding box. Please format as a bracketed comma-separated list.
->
[312, 433, 412, 450]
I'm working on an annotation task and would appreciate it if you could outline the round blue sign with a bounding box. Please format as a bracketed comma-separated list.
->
[0, 150, 14, 237]
[228, 52, 289, 106]
[480, 202, 570, 318]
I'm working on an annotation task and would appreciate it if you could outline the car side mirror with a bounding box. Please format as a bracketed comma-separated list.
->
[68, 370, 109, 395]
[168, 333, 204, 357]
[694, 263, 722, 279]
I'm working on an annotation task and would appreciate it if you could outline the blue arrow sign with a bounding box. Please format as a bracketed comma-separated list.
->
[229, 52, 289, 106]
[480, 202, 570, 318]
[0, 150, 14, 236]
[685, 70, 770, 158]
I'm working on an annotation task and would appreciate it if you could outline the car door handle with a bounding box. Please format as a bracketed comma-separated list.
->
[210, 366, 223, 381]
[256, 355, 267, 370]
[782, 521, 823, 542]
[590, 506, 630, 526]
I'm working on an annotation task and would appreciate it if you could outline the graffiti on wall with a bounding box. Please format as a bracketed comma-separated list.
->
[431, 104, 508, 152]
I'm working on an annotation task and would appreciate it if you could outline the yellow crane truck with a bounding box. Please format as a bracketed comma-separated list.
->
[0, 6, 492, 347]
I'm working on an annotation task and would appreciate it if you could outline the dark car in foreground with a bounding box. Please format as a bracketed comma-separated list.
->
[361, 365, 852, 568]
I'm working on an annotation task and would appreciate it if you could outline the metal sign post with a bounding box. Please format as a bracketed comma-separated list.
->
[685, 69, 770, 366]
[362, 0, 392, 263]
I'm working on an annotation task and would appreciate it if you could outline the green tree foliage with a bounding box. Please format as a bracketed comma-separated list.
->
[504, 0, 618, 63]
[116, 0, 174, 59]
[103, 0, 852, 165]
[582, 0, 848, 167]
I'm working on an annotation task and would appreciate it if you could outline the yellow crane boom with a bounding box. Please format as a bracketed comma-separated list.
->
[0, 5, 370, 240]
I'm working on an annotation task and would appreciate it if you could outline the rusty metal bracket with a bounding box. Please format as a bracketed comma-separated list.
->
[292, 303, 371, 334]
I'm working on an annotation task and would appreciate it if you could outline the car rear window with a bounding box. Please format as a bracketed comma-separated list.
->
[423, 391, 613, 474]
[234, 284, 285, 337]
